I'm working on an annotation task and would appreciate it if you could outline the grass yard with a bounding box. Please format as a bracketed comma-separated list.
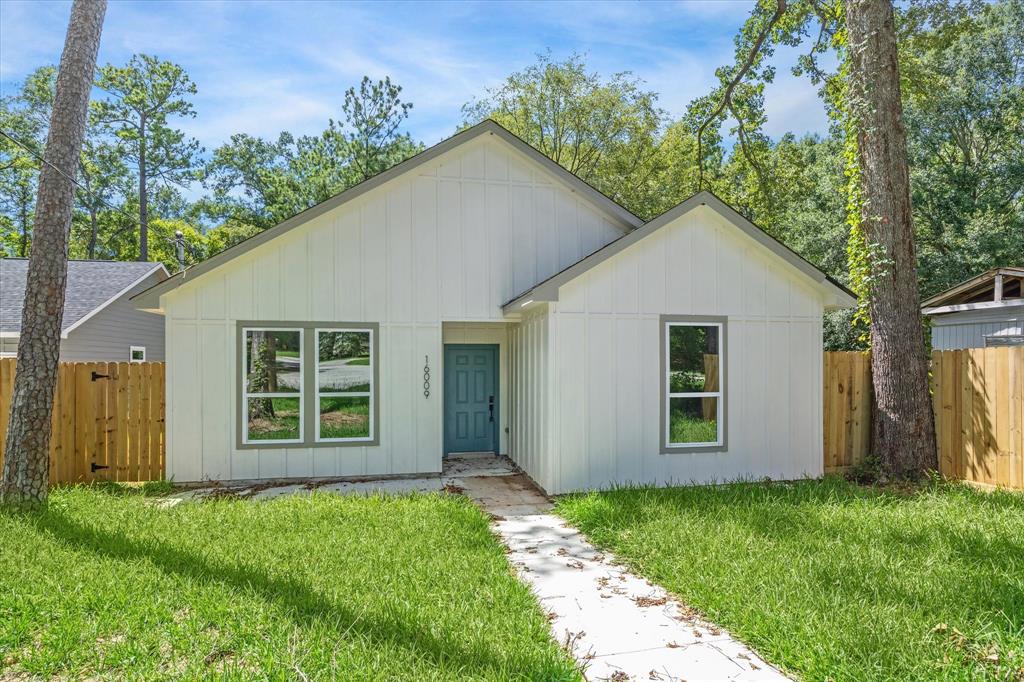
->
[0, 486, 578, 681]
[668, 410, 718, 444]
[557, 477, 1024, 681]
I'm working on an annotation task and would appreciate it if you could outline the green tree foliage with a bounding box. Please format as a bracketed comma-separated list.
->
[201, 77, 422, 230]
[93, 54, 201, 260]
[462, 53, 671, 219]
[903, 0, 1024, 297]
[342, 76, 421, 182]
[0, 68, 51, 256]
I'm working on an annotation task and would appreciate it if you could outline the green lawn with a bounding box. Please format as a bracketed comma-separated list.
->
[1, 487, 578, 680]
[556, 478, 1024, 681]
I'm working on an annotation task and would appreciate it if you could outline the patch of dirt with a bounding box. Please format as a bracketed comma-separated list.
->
[246, 417, 295, 434]
[633, 594, 667, 608]
[318, 411, 368, 427]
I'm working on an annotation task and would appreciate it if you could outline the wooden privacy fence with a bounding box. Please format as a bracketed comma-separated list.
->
[824, 348, 1024, 490]
[823, 351, 872, 473]
[0, 359, 165, 484]
[932, 348, 1024, 489]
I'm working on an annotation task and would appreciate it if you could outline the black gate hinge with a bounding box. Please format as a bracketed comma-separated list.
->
[91, 371, 109, 381]
[90, 463, 110, 472]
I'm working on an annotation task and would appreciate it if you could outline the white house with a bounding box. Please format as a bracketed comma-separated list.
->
[1, 259, 168, 362]
[133, 120, 855, 494]
[922, 267, 1024, 350]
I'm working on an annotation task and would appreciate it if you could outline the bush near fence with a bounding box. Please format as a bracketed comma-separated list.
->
[0, 359, 165, 484]
[824, 348, 1024, 490]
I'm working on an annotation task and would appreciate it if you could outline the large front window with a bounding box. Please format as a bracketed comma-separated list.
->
[238, 322, 378, 448]
[662, 317, 725, 451]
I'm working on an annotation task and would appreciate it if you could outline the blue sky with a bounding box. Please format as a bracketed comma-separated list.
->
[1, 0, 830, 156]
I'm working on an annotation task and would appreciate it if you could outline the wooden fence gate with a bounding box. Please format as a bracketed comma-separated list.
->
[0, 359, 165, 484]
[824, 348, 1024, 490]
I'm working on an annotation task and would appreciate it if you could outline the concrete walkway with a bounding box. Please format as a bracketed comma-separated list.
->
[456, 459, 790, 682]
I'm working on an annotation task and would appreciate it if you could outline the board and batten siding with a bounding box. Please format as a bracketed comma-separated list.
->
[61, 271, 167, 362]
[161, 134, 630, 482]
[521, 205, 825, 494]
[509, 304, 554, 492]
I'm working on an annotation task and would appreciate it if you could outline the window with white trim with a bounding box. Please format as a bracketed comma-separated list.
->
[242, 327, 303, 444]
[663, 320, 724, 449]
[129, 346, 146, 362]
[315, 329, 374, 442]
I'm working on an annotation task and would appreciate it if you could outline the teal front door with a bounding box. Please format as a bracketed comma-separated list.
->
[444, 345, 498, 454]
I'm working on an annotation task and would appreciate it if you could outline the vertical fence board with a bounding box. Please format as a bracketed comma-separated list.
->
[154, 364, 166, 477]
[130, 363, 144, 482]
[0, 359, 13, 471]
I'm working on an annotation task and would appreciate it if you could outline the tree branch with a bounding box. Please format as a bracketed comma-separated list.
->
[695, 0, 787, 189]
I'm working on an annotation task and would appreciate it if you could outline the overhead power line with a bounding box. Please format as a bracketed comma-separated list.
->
[0, 127, 199, 265]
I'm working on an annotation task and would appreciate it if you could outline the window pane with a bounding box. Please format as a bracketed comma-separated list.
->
[669, 397, 718, 444]
[317, 331, 372, 392]
[246, 397, 300, 441]
[245, 330, 301, 393]
[669, 325, 719, 393]
[319, 396, 371, 440]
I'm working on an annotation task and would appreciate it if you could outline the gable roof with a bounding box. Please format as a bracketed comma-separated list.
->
[502, 191, 857, 313]
[921, 266, 1024, 313]
[1, 259, 167, 337]
[132, 119, 644, 310]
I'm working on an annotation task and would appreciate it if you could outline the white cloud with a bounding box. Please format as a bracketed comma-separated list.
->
[1, 0, 831, 156]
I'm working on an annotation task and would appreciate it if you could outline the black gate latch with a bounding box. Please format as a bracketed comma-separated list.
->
[90, 463, 110, 472]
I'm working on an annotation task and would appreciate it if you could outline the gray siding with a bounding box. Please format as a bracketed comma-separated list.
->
[60, 271, 167, 361]
[930, 306, 1024, 349]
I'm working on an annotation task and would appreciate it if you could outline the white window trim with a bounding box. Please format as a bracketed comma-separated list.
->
[662, 319, 726, 451]
[129, 345, 146, 362]
[315, 327, 375, 444]
[241, 326, 304, 446]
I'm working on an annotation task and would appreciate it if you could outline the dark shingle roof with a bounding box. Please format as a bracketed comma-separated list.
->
[0, 259, 164, 334]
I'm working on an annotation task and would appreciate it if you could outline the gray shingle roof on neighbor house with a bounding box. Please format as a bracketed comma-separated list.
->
[0, 258, 165, 335]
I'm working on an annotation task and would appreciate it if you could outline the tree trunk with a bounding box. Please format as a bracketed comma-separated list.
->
[845, 0, 937, 479]
[1, 0, 106, 510]
[87, 207, 98, 258]
[138, 115, 148, 261]
[18, 201, 29, 257]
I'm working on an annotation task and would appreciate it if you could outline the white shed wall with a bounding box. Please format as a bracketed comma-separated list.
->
[162, 134, 629, 482]
[534, 206, 825, 494]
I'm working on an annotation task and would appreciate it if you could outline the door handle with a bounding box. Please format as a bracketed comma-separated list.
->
[488, 396, 494, 422]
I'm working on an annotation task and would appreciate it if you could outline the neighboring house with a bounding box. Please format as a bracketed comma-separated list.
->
[922, 267, 1024, 350]
[133, 120, 855, 492]
[1, 258, 169, 361]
